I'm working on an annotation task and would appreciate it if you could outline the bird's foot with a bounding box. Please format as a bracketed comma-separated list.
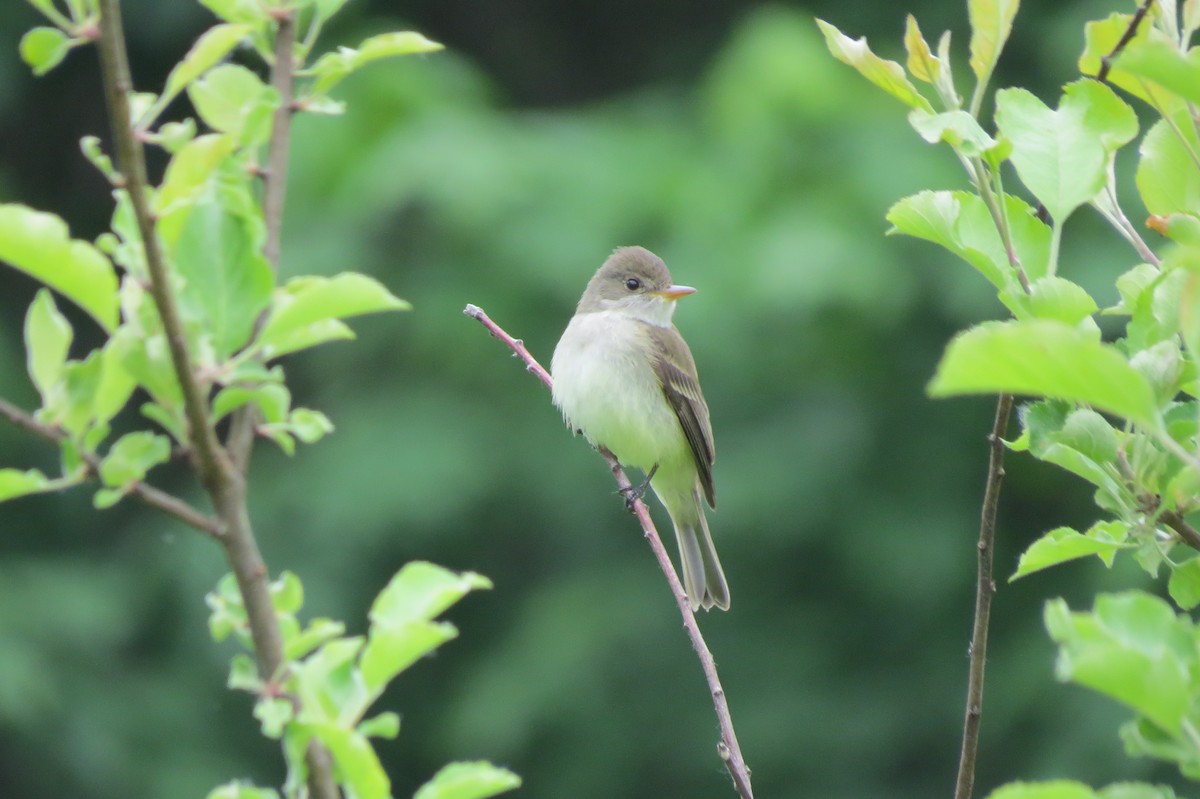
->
[617, 463, 659, 513]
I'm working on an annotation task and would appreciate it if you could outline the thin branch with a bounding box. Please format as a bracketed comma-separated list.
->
[0, 396, 223, 537]
[464, 303, 754, 799]
[1094, 0, 1155, 85]
[953, 392, 1013, 799]
[95, 5, 338, 798]
[1160, 510, 1200, 551]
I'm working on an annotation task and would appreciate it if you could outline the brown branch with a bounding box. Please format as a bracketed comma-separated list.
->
[953, 392, 1013, 799]
[1160, 509, 1200, 551]
[0, 396, 223, 537]
[95, 5, 338, 798]
[1095, 0, 1154, 84]
[464, 303, 753, 799]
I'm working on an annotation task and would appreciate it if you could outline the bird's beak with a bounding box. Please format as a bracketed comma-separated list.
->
[653, 284, 697, 301]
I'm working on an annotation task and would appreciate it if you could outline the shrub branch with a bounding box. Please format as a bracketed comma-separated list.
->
[95, 4, 338, 797]
[464, 303, 754, 799]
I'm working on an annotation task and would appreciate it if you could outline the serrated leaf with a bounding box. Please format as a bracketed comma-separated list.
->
[1011, 522, 1130, 581]
[309, 725, 389, 799]
[370, 562, 493, 631]
[1020, 276, 1098, 325]
[816, 20, 932, 111]
[0, 468, 51, 502]
[255, 696, 294, 739]
[20, 27, 74, 76]
[413, 762, 522, 799]
[24, 289, 73, 404]
[968, 0, 1020, 83]
[929, 320, 1161, 427]
[98, 431, 171, 488]
[358, 712, 400, 740]
[1116, 39, 1200, 106]
[259, 318, 355, 360]
[0, 204, 119, 331]
[361, 620, 458, 693]
[908, 109, 998, 157]
[258, 274, 409, 354]
[1045, 592, 1192, 734]
[212, 383, 291, 424]
[188, 64, 280, 146]
[150, 24, 253, 126]
[206, 781, 280, 799]
[985, 782, 1096, 799]
[154, 134, 239, 217]
[308, 31, 444, 96]
[1167, 557, 1200, 610]
[166, 184, 274, 358]
[903, 16, 941, 84]
[995, 80, 1137, 224]
[1137, 118, 1200, 217]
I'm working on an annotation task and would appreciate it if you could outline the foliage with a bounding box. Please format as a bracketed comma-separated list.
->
[823, 0, 1200, 795]
[1, 1, 517, 798]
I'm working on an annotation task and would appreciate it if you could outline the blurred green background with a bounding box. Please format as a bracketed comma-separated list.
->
[0, 1, 1180, 797]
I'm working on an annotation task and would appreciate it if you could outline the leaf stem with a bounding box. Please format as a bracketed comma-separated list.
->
[464, 303, 754, 799]
[953, 392, 1013, 799]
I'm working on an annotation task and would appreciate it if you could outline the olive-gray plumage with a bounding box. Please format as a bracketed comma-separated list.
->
[551, 246, 729, 611]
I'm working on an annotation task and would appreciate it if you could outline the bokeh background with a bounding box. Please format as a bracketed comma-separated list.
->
[0, 1, 1181, 797]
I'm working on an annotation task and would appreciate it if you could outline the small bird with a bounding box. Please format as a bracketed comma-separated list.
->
[551, 246, 729, 611]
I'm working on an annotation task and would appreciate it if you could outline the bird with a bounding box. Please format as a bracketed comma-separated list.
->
[550, 246, 729, 611]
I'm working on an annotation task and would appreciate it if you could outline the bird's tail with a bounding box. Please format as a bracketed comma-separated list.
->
[673, 509, 730, 612]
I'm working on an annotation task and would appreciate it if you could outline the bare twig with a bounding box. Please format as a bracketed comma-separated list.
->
[95, 5, 338, 797]
[953, 392, 1013, 799]
[1094, 0, 1155, 84]
[0, 396, 223, 537]
[464, 303, 753, 799]
[1160, 510, 1200, 551]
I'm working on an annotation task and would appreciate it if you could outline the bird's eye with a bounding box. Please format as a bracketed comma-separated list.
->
[624, 278, 641, 291]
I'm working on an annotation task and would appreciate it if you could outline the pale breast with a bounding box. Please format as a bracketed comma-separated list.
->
[551, 312, 687, 472]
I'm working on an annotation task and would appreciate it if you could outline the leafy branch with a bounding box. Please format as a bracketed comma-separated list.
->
[463, 303, 754, 799]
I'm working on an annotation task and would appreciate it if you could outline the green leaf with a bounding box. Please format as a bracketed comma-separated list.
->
[1045, 593, 1192, 734]
[0, 204, 119, 331]
[413, 762, 522, 799]
[903, 15, 941, 84]
[51, 352, 104, 439]
[360, 620, 458, 694]
[967, 0, 1019, 83]
[1079, 15, 1182, 112]
[307, 31, 444, 97]
[1136, 118, 1200, 217]
[1116, 39, 1200, 106]
[816, 20, 932, 111]
[309, 725, 389, 799]
[370, 562, 493, 630]
[227, 652, 261, 692]
[80, 136, 119, 185]
[1011, 522, 1130, 581]
[1019, 276, 1098, 325]
[907, 109, 998, 157]
[198, 0, 268, 24]
[886, 190, 1049, 290]
[358, 712, 400, 740]
[1129, 340, 1184, 405]
[271, 571, 304, 615]
[206, 781, 280, 799]
[154, 134, 239, 217]
[188, 64, 280, 146]
[259, 317, 355, 360]
[994, 80, 1138, 223]
[1057, 409, 1119, 465]
[258, 274, 409, 355]
[19, 27, 74, 76]
[255, 696, 294, 739]
[929, 320, 1161, 427]
[0, 468, 51, 502]
[150, 24, 253, 126]
[24, 289, 73, 405]
[288, 408, 334, 444]
[98, 431, 171, 489]
[212, 383, 291, 424]
[166, 183, 274, 358]
[93, 341, 136, 426]
[284, 618, 345, 662]
[1097, 784, 1179, 799]
[1167, 557, 1200, 610]
[986, 782, 1097, 799]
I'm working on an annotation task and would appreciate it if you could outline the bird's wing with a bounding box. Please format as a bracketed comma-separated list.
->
[645, 324, 716, 508]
